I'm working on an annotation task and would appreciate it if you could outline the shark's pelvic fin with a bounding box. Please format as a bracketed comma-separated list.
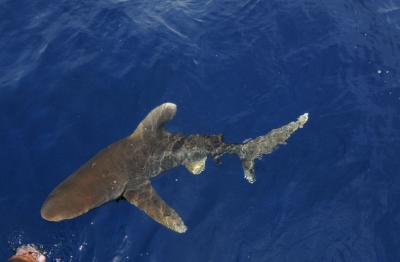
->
[185, 157, 207, 175]
[123, 180, 187, 233]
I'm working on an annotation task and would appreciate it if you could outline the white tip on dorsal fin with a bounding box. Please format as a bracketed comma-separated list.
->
[131, 103, 177, 137]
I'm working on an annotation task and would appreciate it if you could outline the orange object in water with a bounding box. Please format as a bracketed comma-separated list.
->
[7, 245, 46, 262]
[7, 254, 37, 262]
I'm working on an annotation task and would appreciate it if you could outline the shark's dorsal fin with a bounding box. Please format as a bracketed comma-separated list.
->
[131, 103, 177, 137]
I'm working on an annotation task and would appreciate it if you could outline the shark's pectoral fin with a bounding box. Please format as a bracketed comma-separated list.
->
[123, 180, 187, 233]
[185, 157, 207, 175]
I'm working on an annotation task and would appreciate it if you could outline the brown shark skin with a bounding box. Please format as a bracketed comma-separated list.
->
[41, 103, 308, 233]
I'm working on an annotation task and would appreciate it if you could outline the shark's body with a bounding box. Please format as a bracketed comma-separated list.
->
[41, 103, 308, 233]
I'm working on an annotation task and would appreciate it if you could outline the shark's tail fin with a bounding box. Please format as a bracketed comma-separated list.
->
[238, 113, 309, 183]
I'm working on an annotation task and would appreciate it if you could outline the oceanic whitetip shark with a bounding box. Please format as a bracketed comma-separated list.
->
[41, 103, 308, 233]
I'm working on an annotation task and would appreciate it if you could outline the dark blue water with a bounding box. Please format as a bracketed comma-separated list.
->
[1, 0, 399, 261]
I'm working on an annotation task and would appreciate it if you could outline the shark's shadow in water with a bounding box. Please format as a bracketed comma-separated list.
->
[41, 103, 308, 233]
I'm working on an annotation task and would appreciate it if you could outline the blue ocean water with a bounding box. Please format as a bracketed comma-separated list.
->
[1, 0, 400, 261]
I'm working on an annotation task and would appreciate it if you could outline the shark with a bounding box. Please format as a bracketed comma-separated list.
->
[41, 103, 308, 233]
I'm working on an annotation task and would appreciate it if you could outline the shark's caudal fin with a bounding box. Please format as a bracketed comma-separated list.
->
[239, 113, 309, 183]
